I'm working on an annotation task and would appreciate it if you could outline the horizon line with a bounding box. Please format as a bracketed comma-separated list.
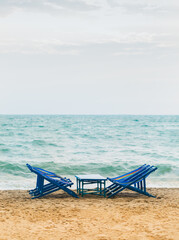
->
[0, 113, 178, 116]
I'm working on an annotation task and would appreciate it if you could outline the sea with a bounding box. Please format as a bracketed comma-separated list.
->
[0, 115, 178, 190]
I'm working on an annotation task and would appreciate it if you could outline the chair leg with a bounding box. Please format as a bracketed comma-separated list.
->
[106, 179, 156, 198]
[36, 175, 44, 195]
[143, 178, 146, 192]
[127, 185, 156, 198]
[31, 184, 59, 197]
[31, 183, 79, 199]
[106, 185, 126, 198]
[32, 186, 60, 199]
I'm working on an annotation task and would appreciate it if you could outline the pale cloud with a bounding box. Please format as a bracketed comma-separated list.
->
[0, 39, 81, 55]
[106, 0, 179, 15]
[0, 30, 177, 56]
[0, 32, 168, 55]
[0, 0, 99, 17]
[107, 0, 162, 12]
[0, 0, 179, 17]
[113, 48, 149, 56]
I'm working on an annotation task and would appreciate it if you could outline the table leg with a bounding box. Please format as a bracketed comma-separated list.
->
[79, 180, 81, 195]
[82, 181, 84, 197]
[76, 179, 78, 194]
[104, 180, 106, 197]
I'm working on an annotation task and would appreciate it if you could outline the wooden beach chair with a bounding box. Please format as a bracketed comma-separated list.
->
[26, 164, 78, 198]
[105, 164, 157, 198]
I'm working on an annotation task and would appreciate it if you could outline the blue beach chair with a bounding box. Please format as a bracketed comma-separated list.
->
[26, 164, 78, 198]
[105, 164, 157, 198]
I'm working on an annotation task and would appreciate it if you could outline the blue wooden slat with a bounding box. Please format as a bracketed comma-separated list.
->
[30, 184, 59, 196]
[108, 164, 149, 184]
[113, 165, 156, 185]
[118, 165, 152, 183]
[110, 164, 146, 181]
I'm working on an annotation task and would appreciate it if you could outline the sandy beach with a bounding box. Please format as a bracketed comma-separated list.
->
[0, 188, 178, 240]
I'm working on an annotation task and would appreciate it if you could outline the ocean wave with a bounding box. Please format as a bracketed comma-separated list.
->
[31, 140, 59, 147]
[48, 143, 58, 147]
[0, 161, 30, 177]
[155, 164, 177, 175]
[0, 148, 10, 153]
[16, 161, 178, 178]
[0, 160, 178, 187]
[32, 140, 47, 146]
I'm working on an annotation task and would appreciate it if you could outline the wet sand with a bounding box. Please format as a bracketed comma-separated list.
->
[0, 188, 179, 240]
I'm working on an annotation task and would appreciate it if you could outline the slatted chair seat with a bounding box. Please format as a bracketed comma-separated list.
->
[105, 164, 157, 198]
[26, 164, 78, 199]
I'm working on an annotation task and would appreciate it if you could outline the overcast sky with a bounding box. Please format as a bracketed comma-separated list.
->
[0, 0, 179, 114]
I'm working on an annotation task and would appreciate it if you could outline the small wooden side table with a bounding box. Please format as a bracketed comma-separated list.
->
[75, 174, 107, 197]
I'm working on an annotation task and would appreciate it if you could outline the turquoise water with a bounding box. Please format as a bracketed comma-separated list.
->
[0, 115, 178, 189]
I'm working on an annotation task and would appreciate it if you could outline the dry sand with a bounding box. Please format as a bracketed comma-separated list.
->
[0, 188, 179, 240]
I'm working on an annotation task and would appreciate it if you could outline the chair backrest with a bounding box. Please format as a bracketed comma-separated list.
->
[110, 164, 157, 184]
[26, 164, 73, 186]
[113, 164, 146, 181]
